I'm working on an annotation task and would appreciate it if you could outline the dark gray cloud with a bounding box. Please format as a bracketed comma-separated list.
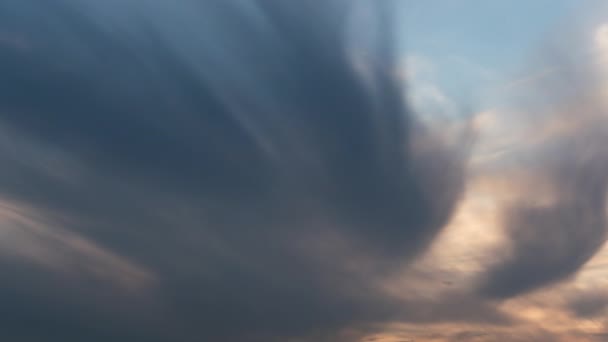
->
[567, 289, 608, 318]
[0, 0, 471, 340]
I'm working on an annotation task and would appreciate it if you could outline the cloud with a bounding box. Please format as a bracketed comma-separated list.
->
[401, 54, 460, 121]
[3, 1, 608, 340]
[476, 40, 608, 299]
[477, 130, 608, 298]
[0, 0, 470, 340]
[567, 289, 608, 318]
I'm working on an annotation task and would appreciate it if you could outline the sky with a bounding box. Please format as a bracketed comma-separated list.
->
[0, 1, 608, 341]
[399, 0, 586, 116]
